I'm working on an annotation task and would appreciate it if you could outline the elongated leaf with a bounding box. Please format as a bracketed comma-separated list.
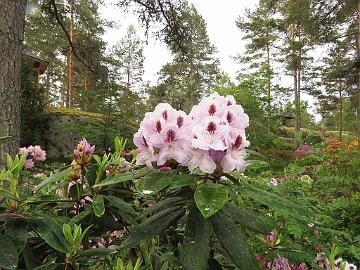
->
[68, 210, 90, 226]
[0, 189, 18, 201]
[182, 207, 211, 270]
[34, 168, 70, 192]
[94, 167, 149, 187]
[168, 174, 199, 190]
[140, 197, 185, 218]
[28, 217, 70, 254]
[210, 211, 259, 270]
[222, 203, 275, 234]
[138, 171, 174, 194]
[93, 194, 105, 217]
[105, 195, 137, 224]
[0, 234, 18, 269]
[6, 220, 27, 254]
[194, 183, 228, 218]
[239, 184, 311, 220]
[80, 248, 115, 257]
[32, 264, 58, 270]
[120, 206, 185, 248]
[208, 259, 222, 270]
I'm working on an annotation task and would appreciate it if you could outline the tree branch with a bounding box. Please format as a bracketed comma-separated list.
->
[47, 0, 93, 72]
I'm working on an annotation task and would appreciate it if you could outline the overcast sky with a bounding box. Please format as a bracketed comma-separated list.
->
[100, 0, 259, 83]
[99, 0, 320, 120]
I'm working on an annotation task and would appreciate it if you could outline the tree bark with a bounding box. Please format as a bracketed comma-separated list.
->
[66, 1, 74, 108]
[357, 1, 360, 148]
[339, 87, 343, 142]
[0, 0, 26, 167]
[266, 43, 271, 132]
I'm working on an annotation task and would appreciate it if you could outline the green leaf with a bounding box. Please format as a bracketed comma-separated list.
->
[0, 189, 18, 201]
[80, 248, 115, 257]
[85, 169, 97, 187]
[182, 207, 211, 270]
[34, 168, 70, 192]
[105, 195, 137, 217]
[32, 264, 58, 270]
[222, 203, 275, 234]
[0, 234, 18, 269]
[5, 220, 27, 254]
[194, 182, 228, 218]
[140, 197, 185, 218]
[138, 171, 173, 194]
[93, 194, 105, 217]
[239, 184, 311, 220]
[62, 224, 74, 246]
[120, 206, 185, 248]
[94, 167, 149, 187]
[68, 210, 90, 226]
[168, 174, 199, 190]
[28, 217, 70, 254]
[210, 211, 259, 270]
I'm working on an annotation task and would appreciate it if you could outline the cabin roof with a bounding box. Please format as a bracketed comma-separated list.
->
[23, 51, 48, 74]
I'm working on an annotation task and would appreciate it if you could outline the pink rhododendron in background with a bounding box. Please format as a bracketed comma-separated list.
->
[19, 147, 29, 155]
[270, 257, 291, 270]
[74, 138, 95, 166]
[315, 253, 330, 269]
[294, 144, 310, 159]
[265, 230, 277, 248]
[28, 145, 46, 161]
[19, 145, 46, 170]
[188, 92, 249, 174]
[134, 103, 190, 167]
[24, 159, 35, 169]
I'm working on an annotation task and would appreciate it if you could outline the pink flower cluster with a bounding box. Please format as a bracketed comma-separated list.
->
[134, 93, 249, 174]
[74, 138, 95, 166]
[294, 144, 310, 159]
[315, 253, 357, 270]
[258, 256, 308, 270]
[90, 230, 123, 250]
[19, 145, 46, 169]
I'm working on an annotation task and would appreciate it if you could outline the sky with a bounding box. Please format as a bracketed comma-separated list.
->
[100, 0, 259, 83]
[99, 0, 320, 120]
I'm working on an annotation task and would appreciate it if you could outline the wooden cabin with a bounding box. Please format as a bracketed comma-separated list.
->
[23, 51, 48, 86]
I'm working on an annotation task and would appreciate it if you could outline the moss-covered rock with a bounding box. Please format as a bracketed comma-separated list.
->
[44, 108, 137, 160]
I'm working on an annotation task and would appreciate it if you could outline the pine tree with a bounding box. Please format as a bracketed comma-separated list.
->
[111, 25, 145, 115]
[311, 0, 360, 145]
[236, 6, 280, 131]
[149, 3, 220, 112]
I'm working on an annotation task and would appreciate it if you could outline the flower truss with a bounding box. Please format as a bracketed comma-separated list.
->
[133, 92, 249, 175]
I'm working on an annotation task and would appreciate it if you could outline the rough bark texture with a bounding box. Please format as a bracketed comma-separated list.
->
[0, 0, 26, 167]
[357, 1, 360, 148]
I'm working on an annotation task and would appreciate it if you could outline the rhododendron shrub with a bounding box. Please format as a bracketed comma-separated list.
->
[127, 93, 311, 269]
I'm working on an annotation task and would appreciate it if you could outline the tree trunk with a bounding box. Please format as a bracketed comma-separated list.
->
[266, 43, 271, 132]
[297, 27, 301, 137]
[357, 1, 360, 148]
[45, 65, 51, 106]
[339, 87, 343, 142]
[66, 1, 74, 108]
[0, 0, 26, 167]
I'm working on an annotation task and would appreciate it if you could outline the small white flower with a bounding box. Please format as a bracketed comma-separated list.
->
[270, 178, 278, 186]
